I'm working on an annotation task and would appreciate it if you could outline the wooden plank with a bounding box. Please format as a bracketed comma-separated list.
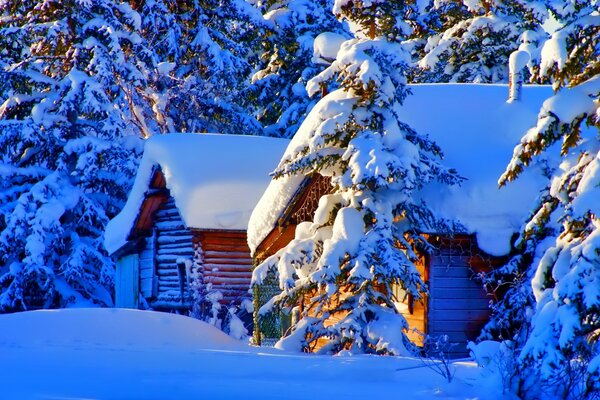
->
[157, 275, 182, 282]
[155, 222, 186, 231]
[200, 244, 252, 253]
[429, 266, 477, 279]
[150, 169, 167, 189]
[200, 240, 249, 249]
[428, 320, 480, 332]
[203, 259, 252, 269]
[157, 239, 193, 248]
[156, 261, 184, 269]
[140, 267, 154, 280]
[198, 230, 248, 238]
[156, 255, 193, 263]
[433, 288, 489, 299]
[157, 231, 194, 239]
[140, 277, 153, 295]
[253, 224, 297, 263]
[156, 269, 178, 277]
[204, 277, 251, 285]
[430, 277, 481, 288]
[429, 309, 491, 321]
[202, 258, 252, 265]
[424, 330, 473, 343]
[430, 255, 473, 266]
[204, 282, 251, 289]
[203, 272, 252, 279]
[203, 251, 251, 258]
[157, 241, 195, 251]
[157, 249, 194, 257]
[202, 265, 252, 275]
[430, 298, 490, 310]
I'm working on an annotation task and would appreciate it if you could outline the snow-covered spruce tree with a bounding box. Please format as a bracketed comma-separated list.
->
[249, 0, 346, 138]
[495, 1, 600, 397]
[0, 0, 149, 311]
[252, 0, 461, 354]
[479, 190, 558, 343]
[133, 0, 267, 135]
[412, 0, 548, 83]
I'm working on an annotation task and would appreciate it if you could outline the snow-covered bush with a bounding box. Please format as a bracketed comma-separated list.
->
[252, 0, 461, 355]
[420, 335, 456, 383]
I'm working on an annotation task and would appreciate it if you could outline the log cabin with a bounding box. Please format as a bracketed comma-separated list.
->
[247, 84, 554, 356]
[104, 133, 288, 315]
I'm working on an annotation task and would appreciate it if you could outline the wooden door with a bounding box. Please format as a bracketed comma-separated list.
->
[115, 254, 139, 308]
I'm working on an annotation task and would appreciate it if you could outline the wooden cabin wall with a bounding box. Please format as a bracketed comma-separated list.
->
[147, 197, 195, 309]
[195, 231, 253, 305]
[393, 257, 427, 347]
[427, 235, 499, 358]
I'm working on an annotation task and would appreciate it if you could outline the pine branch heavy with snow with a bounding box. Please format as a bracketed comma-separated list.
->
[252, 0, 461, 355]
[492, 2, 600, 397]
[250, 0, 346, 138]
[134, 0, 268, 135]
[412, 0, 548, 83]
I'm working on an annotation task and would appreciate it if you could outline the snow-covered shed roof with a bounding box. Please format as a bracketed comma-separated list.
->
[248, 84, 555, 257]
[105, 133, 289, 255]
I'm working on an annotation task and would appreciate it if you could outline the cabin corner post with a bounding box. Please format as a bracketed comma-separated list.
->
[252, 282, 261, 346]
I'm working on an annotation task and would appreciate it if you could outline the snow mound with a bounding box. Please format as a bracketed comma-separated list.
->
[312, 32, 346, 64]
[0, 308, 245, 350]
[105, 133, 289, 255]
[0, 308, 500, 399]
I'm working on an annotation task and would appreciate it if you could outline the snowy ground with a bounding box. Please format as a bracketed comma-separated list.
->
[0, 309, 504, 400]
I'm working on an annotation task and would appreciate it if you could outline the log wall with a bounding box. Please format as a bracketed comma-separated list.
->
[148, 197, 194, 309]
[194, 230, 253, 305]
[427, 235, 501, 358]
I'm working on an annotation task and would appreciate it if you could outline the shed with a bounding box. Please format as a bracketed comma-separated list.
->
[104, 133, 288, 314]
[247, 84, 553, 356]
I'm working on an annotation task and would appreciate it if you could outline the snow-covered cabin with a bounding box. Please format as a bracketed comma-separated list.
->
[248, 84, 553, 356]
[104, 133, 288, 313]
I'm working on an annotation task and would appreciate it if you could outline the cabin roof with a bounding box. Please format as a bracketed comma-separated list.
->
[104, 133, 289, 255]
[247, 84, 557, 257]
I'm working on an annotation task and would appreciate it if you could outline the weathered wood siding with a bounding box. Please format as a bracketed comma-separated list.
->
[149, 197, 195, 309]
[427, 236, 498, 358]
[195, 230, 253, 305]
[394, 257, 428, 347]
[139, 229, 156, 298]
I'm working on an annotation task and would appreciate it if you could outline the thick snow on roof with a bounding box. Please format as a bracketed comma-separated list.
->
[248, 84, 554, 256]
[105, 133, 289, 255]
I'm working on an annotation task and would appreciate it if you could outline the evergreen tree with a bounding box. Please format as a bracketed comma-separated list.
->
[493, 1, 600, 396]
[133, 0, 267, 135]
[250, 0, 346, 138]
[480, 190, 558, 343]
[412, 0, 547, 83]
[252, 0, 461, 354]
[0, 0, 149, 311]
